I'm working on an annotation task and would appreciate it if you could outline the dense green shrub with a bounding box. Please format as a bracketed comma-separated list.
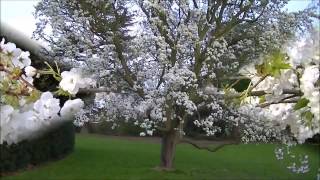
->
[0, 121, 75, 174]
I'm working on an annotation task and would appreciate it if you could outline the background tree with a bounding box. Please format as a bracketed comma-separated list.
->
[34, 0, 318, 169]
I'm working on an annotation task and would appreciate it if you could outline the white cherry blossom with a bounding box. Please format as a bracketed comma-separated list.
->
[33, 92, 61, 122]
[60, 99, 84, 120]
[25, 66, 37, 77]
[12, 51, 31, 69]
[0, 39, 87, 145]
[59, 68, 95, 95]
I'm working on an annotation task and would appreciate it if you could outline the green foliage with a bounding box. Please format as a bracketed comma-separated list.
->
[1, 77, 50, 107]
[302, 111, 314, 127]
[294, 98, 310, 110]
[0, 121, 75, 174]
[55, 88, 71, 97]
[42, 61, 62, 81]
[11, 68, 22, 78]
[2, 135, 319, 180]
[25, 90, 41, 103]
[256, 50, 291, 77]
[1, 95, 19, 108]
[0, 79, 10, 92]
[259, 95, 266, 104]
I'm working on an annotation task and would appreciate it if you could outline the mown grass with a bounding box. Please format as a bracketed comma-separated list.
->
[3, 134, 320, 180]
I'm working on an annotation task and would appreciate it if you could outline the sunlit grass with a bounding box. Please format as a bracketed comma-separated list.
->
[3, 134, 319, 180]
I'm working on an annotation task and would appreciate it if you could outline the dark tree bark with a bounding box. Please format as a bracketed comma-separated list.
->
[160, 130, 178, 170]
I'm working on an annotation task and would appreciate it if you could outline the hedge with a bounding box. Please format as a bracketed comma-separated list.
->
[0, 121, 75, 175]
[1, 27, 76, 175]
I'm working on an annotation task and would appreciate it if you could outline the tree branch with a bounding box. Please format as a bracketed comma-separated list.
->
[206, 88, 303, 101]
[156, 67, 166, 89]
[109, 7, 144, 97]
[259, 94, 300, 108]
[247, 74, 269, 93]
[78, 87, 110, 94]
[192, 0, 199, 8]
[139, 3, 177, 66]
[180, 138, 239, 152]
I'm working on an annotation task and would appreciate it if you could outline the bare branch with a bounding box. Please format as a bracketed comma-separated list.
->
[156, 67, 166, 89]
[180, 138, 239, 152]
[251, 89, 302, 97]
[259, 94, 300, 108]
[78, 87, 111, 94]
[211, 89, 303, 99]
[192, 0, 199, 9]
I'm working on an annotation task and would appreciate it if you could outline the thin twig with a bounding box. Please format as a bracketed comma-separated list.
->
[247, 74, 269, 93]
[20, 77, 36, 89]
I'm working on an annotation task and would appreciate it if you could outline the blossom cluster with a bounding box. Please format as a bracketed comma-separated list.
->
[237, 30, 319, 144]
[0, 39, 88, 145]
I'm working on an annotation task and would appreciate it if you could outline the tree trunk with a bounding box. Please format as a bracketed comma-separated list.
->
[160, 130, 178, 170]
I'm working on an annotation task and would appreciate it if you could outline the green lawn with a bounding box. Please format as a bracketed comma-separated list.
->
[3, 134, 320, 180]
